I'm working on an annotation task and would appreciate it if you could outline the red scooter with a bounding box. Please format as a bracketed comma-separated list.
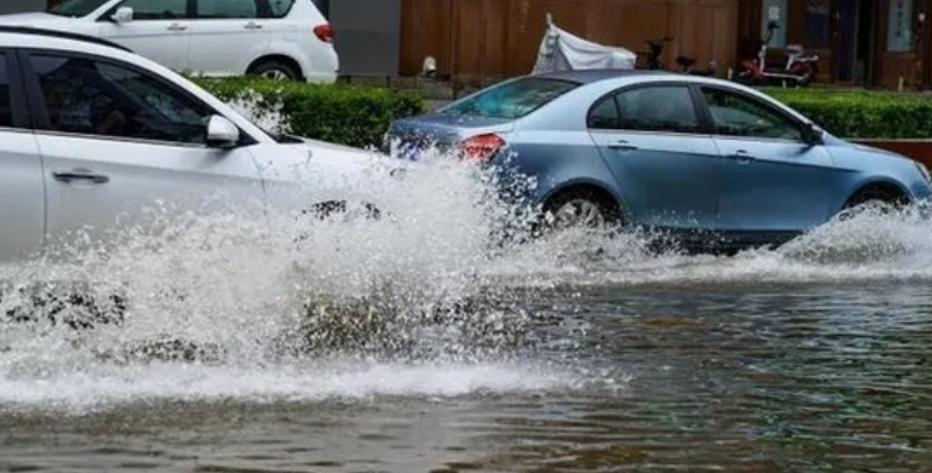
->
[737, 21, 819, 86]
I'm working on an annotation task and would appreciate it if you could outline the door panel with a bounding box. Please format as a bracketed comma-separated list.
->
[97, 0, 191, 71]
[714, 138, 838, 232]
[700, 87, 841, 232]
[24, 51, 265, 250]
[588, 85, 720, 230]
[591, 131, 721, 229]
[0, 52, 44, 263]
[0, 131, 45, 262]
[38, 135, 264, 247]
[187, 0, 269, 76]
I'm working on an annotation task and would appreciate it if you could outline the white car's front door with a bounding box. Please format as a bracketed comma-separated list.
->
[24, 52, 265, 250]
[0, 52, 44, 263]
[186, 0, 270, 76]
[97, 0, 192, 72]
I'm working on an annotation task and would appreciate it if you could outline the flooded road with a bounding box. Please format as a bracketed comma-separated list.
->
[2, 163, 932, 472]
[3, 281, 932, 472]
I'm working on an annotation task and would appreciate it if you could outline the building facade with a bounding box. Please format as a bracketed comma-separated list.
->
[400, 0, 932, 90]
[2, 0, 929, 89]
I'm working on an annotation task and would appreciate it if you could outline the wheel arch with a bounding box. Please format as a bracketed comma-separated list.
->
[246, 54, 304, 79]
[540, 179, 627, 220]
[842, 178, 912, 209]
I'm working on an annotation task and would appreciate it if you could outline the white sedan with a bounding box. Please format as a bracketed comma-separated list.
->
[0, 26, 398, 264]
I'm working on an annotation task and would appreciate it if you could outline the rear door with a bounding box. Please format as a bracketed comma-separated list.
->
[0, 50, 44, 263]
[587, 84, 720, 230]
[97, 0, 193, 71]
[22, 50, 265, 250]
[698, 86, 841, 234]
[187, 0, 270, 76]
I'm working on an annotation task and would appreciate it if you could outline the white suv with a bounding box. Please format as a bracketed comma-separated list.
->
[0, 0, 337, 83]
[0, 27, 396, 263]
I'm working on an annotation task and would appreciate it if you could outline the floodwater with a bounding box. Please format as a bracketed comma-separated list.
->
[2, 160, 932, 472]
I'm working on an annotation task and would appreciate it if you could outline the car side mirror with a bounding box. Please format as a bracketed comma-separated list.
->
[801, 123, 823, 146]
[112, 6, 134, 24]
[206, 115, 240, 148]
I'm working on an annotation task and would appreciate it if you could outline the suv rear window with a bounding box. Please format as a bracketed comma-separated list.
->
[443, 78, 578, 120]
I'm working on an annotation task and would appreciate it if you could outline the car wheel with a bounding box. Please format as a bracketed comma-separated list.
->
[838, 189, 906, 220]
[544, 189, 621, 231]
[250, 60, 300, 81]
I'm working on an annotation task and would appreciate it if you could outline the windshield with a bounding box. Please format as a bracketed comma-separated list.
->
[443, 78, 579, 119]
[47, 0, 111, 17]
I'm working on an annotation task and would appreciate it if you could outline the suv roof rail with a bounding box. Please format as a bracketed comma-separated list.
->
[0, 26, 132, 53]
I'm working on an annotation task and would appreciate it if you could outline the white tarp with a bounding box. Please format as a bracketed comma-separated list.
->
[533, 16, 637, 74]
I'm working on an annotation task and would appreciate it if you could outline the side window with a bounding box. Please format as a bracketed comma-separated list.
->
[0, 54, 13, 127]
[31, 54, 213, 144]
[197, 0, 259, 19]
[701, 88, 802, 141]
[615, 86, 701, 133]
[587, 96, 619, 129]
[269, 0, 296, 17]
[121, 0, 188, 20]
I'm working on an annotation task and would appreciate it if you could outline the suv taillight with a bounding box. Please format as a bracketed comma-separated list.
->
[459, 134, 505, 163]
[314, 24, 334, 43]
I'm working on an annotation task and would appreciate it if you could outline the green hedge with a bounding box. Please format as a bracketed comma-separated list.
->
[763, 87, 932, 139]
[195, 78, 425, 148]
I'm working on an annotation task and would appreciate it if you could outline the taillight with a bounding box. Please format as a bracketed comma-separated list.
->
[314, 24, 334, 43]
[459, 133, 505, 163]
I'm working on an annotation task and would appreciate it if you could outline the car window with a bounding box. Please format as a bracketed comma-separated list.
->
[121, 0, 188, 20]
[197, 0, 259, 19]
[614, 86, 700, 133]
[587, 96, 619, 129]
[31, 54, 213, 145]
[268, 0, 295, 17]
[443, 78, 579, 120]
[0, 54, 12, 128]
[702, 88, 802, 141]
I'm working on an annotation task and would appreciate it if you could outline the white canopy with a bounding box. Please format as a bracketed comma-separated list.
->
[533, 15, 637, 74]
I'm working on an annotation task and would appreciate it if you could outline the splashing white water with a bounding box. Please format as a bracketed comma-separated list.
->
[1, 154, 931, 411]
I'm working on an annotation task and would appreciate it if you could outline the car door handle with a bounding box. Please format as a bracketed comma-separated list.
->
[52, 170, 110, 185]
[607, 140, 638, 152]
[244, 22, 263, 30]
[728, 150, 756, 164]
[167, 23, 188, 32]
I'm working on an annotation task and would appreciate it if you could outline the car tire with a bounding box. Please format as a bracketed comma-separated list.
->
[249, 60, 301, 81]
[543, 188, 622, 232]
[838, 188, 907, 220]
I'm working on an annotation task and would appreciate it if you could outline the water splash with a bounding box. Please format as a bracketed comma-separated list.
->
[2, 152, 932, 411]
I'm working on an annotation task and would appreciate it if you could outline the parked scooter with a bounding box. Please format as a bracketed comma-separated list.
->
[737, 21, 819, 86]
[641, 36, 717, 76]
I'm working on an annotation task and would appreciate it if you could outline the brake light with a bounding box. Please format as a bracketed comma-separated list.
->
[459, 133, 505, 163]
[314, 24, 334, 43]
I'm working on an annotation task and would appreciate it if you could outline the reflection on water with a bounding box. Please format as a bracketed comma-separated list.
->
[2, 160, 932, 471]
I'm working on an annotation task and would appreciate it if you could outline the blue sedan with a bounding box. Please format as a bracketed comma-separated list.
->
[388, 70, 932, 247]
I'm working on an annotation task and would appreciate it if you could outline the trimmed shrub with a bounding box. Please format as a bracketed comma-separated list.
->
[195, 77, 425, 148]
[763, 87, 932, 139]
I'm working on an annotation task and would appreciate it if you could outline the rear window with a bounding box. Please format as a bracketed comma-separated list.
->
[443, 78, 579, 120]
[271, 0, 298, 17]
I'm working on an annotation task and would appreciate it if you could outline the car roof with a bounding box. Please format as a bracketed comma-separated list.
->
[0, 26, 130, 52]
[533, 69, 673, 84]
